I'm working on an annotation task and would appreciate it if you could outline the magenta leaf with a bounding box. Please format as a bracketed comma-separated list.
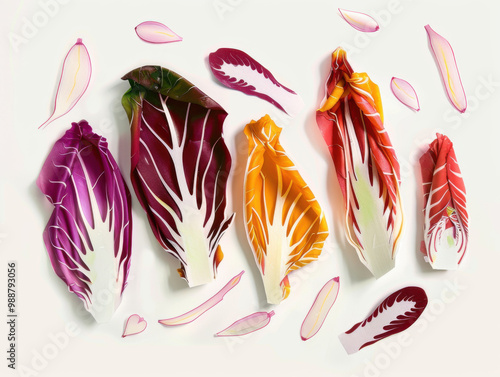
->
[338, 287, 427, 354]
[37, 121, 133, 323]
[209, 48, 303, 116]
[39, 39, 92, 129]
[215, 311, 275, 337]
[158, 271, 244, 326]
[122, 66, 234, 287]
[135, 21, 182, 44]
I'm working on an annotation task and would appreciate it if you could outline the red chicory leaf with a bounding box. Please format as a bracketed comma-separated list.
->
[122, 66, 234, 287]
[420, 134, 468, 269]
[316, 48, 404, 278]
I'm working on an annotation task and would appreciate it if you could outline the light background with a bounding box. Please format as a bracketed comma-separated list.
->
[1, 0, 500, 376]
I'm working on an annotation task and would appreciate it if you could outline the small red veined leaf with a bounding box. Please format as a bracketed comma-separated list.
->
[339, 287, 427, 354]
[420, 134, 468, 269]
[209, 48, 303, 116]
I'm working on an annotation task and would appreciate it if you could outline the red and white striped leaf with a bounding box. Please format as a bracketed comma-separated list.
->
[420, 134, 468, 269]
[316, 48, 404, 278]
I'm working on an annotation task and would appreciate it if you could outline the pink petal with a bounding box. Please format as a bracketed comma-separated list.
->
[39, 38, 91, 129]
[425, 25, 467, 113]
[300, 277, 340, 341]
[135, 21, 182, 44]
[338, 9, 379, 32]
[122, 314, 147, 338]
[390, 77, 420, 111]
[215, 311, 275, 337]
[158, 271, 244, 326]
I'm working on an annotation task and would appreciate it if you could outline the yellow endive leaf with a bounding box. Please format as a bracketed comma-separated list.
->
[244, 115, 329, 305]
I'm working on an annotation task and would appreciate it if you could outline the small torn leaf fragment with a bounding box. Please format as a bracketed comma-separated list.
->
[122, 314, 147, 337]
[300, 277, 340, 341]
[339, 287, 427, 354]
[425, 25, 467, 113]
[244, 115, 329, 305]
[420, 134, 468, 270]
[390, 77, 420, 111]
[209, 48, 303, 116]
[316, 48, 404, 279]
[135, 21, 182, 43]
[122, 66, 234, 287]
[158, 271, 244, 326]
[37, 121, 133, 323]
[215, 311, 275, 337]
[39, 39, 91, 129]
[338, 9, 379, 32]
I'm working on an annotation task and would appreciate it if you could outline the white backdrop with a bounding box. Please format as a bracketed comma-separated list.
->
[1, 0, 500, 376]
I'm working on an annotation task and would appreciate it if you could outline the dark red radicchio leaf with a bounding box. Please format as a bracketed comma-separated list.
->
[121, 66, 234, 287]
[209, 48, 303, 116]
[338, 286, 428, 354]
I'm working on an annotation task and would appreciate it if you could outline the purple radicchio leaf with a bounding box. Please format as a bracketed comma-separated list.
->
[121, 66, 234, 287]
[209, 48, 303, 116]
[37, 120, 133, 323]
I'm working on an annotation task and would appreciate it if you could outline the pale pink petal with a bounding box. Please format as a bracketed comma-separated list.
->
[390, 77, 420, 111]
[338, 9, 379, 32]
[135, 21, 182, 44]
[300, 277, 340, 341]
[158, 271, 244, 326]
[425, 25, 467, 113]
[39, 39, 91, 129]
[122, 314, 147, 338]
[215, 311, 275, 337]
